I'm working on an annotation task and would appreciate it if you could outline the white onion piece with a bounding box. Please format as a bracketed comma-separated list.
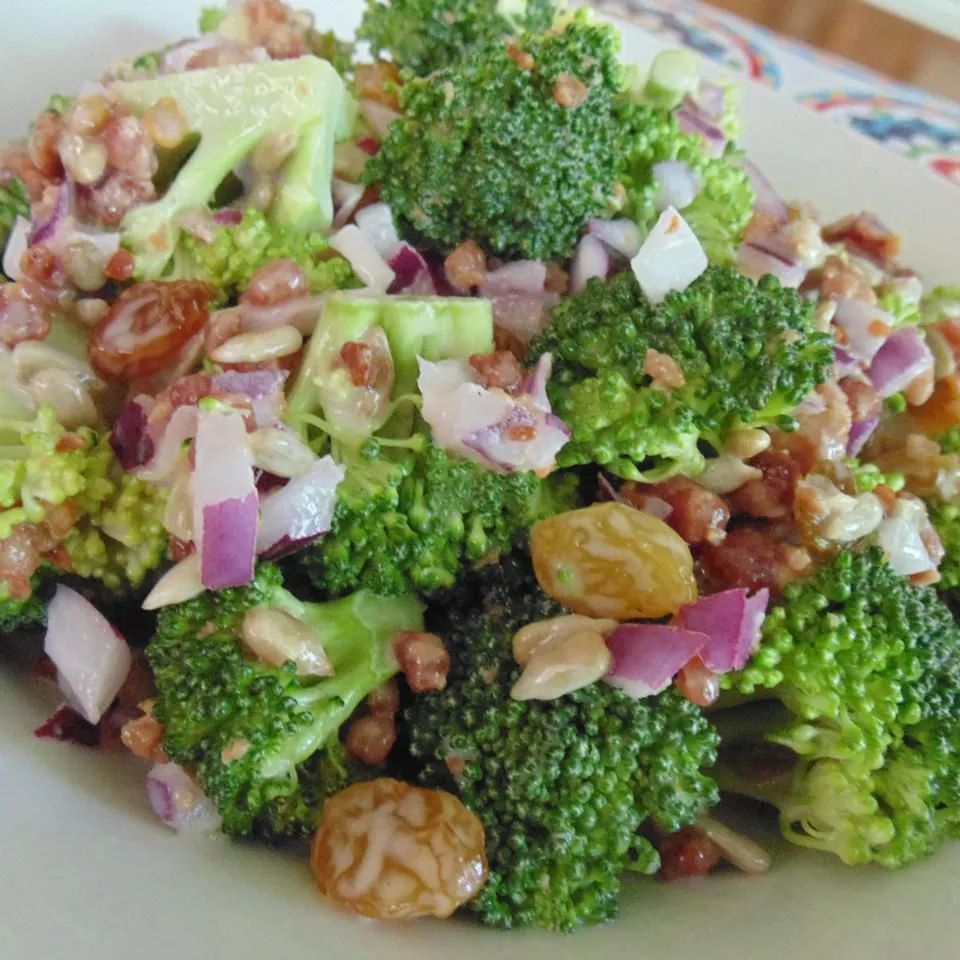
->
[146, 763, 222, 833]
[488, 292, 556, 345]
[587, 218, 642, 259]
[257, 455, 345, 559]
[521, 353, 552, 412]
[44, 586, 131, 724]
[330, 224, 395, 293]
[192, 409, 258, 590]
[360, 98, 401, 140]
[833, 298, 893, 364]
[332, 178, 365, 229]
[631, 206, 707, 305]
[653, 161, 700, 212]
[737, 243, 805, 289]
[876, 515, 934, 576]
[570, 235, 609, 295]
[354, 202, 402, 260]
[142, 553, 205, 611]
[742, 158, 788, 224]
[135, 405, 198, 482]
[479, 261, 547, 298]
[2, 215, 31, 281]
[868, 326, 934, 398]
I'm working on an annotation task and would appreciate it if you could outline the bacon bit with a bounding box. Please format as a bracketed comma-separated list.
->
[29, 112, 65, 180]
[469, 350, 523, 391]
[221, 738, 251, 763]
[367, 678, 400, 717]
[822, 212, 901, 265]
[701, 524, 808, 595]
[356, 137, 380, 157]
[553, 73, 589, 109]
[33, 655, 57, 680]
[658, 826, 722, 881]
[839, 378, 882, 423]
[868, 319, 892, 338]
[910, 373, 960, 434]
[506, 424, 537, 442]
[675, 656, 721, 708]
[0, 282, 53, 346]
[120, 710, 166, 761]
[243, 0, 309, 59]
[544, 262, 569, 295]
[911, 569, 941, 587]
[444, 239, 487, 291]
[355, 61, 403, 109]
[241, 258, 307, 307]
[873, 484, 898, 513]
[170, 537, 193, 562]
[55, 433, 88, 453]
[105, 249, 135, 281]
[393, 631, 451, 693]
[340, 339, 375, 387]
[644, 348, 686, 390]
[727, 449, 801, 520]
[20, 244, 65, 288]
[622, 476, 728, 547]
[666, 214, 682, 234]
[803, 255, 876, 304]
[445, 754, 467, 778]
[506, 41, 534, 71]
[35, 706, 100, 747]
[345, 713, 397, 765]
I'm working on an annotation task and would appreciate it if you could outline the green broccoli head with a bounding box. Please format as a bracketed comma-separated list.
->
[148, 563, 423, 838]
[929, 498, 960, 592]
[359, 0, 556, 75]
[0, 178, 29, 281]
[717, 548, 960, 868]
[528, 267, 833, 480]
[364, 11, 626, 260]
[286, 293, 577, 596]
[170, 208, 357, 301]
[618, 102, 755, 265]
[0, 583, 46, 634]
[112, 56, 355, 277]
[407, 556, 719, 931]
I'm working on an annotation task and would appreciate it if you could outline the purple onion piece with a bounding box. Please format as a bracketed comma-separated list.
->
[848, 415, 880, 457]
[110, 400, 154, 470]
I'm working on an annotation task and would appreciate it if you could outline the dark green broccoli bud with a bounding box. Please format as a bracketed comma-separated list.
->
[359, 0, 556, 75]
[407, 556, 719, 931]
[528, 267, 833, 480]
[0, 178, 29, 281]
[148, 564, 424, 839]
[716, 548, 960, 868]
[929, 498, 960, 593]
[170, 208, 357, 302]
[617, 102, 755, 265]
[198, 5, 227, 33]
[364, 11, 626, 260]
[0, 586, 46, 635]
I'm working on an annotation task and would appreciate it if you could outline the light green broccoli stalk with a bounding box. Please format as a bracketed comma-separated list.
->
[113, 56, 355, 277]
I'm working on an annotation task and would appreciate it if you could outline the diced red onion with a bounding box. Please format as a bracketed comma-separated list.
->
[212, 208, 244, 226]
[833, 297, 893, 364]
[834, 347, 861, 379]
[653, 161, 700, 212]
[256, 455, 345, 559]
[479, 261, 547, 298]
[742, 158, 788, 224]
[587, 218, 642, 259]
[2, 215, 31, 281]
[489, 292, 556, 345]
[146, 763, 222, 833]
[676, 107, 726, 158]
[631, 206, 707, 305]
[192, 409, 258, 590]
[354, 202, 402, 260]
[464, 407, 570, 475]
[520, 353, 552, 412]
[604, 623, 709, 699]
[570, 235, 610, 295]
[848, 414, 880, 457]
[44, 585, 131, 725]
[211, 368, 287, 400]
[31, 179, 72, 245]
[332, 178, 366, 229]
[330, 224, 394, 293]
[677, 587, 769, 674]
[110, 398, 154, 470]
[867, 325, 934, 398]
[359, 98, 401, 140]
[136, 405, 198, 482]
[736, 242, 805, 289]
[387, 243, 435, 295]
[690, 81, 726, 122]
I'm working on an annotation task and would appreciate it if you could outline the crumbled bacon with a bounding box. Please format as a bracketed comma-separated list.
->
[822, 212, 901, 266]
[345, 713, 397, 765]
[621, 476, 729, 547]
[393, 631, 450, 693]
[506, 41, 534, 71]
[241, 0, 310, 59]
[35, 706, 100, 747]
[340, 340, 376, 387]
[701, 524, 810, 594]
[444, 239, 487, 291]
[643, 348, 686, 391]
[839, 377, 882, 423]
[355, 62, 403, 110]
[469, 350, 523, 392]
[367, 678, 400, 717]
[727, 449, 801, 520]
[658, 826, 722, 881]
[553, 73, 589, 109]
[802, 255, 876, 304]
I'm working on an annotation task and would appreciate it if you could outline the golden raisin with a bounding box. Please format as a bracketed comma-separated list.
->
[311, 778, 487, 920]
[530, 502, 697, 619]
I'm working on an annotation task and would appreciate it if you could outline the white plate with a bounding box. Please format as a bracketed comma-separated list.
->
[1, 4, 958, 958]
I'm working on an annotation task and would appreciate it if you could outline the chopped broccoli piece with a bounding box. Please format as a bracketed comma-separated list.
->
[170, 208, 357, 300]
[359, 0, 556, 75]
[921, 285, 960, 324]
[617, 102, 755, 265]
[527, 267, 833, 481]
[929, 499, 960, 591]
[0, 178, 29, 282]
[286, 293, 576, 596]
[0, 581, 46, 634]
[716, 549, 960, 868]
[148, 563, 423, 838]
[113, 57, 355, 277]
[198, 5, 227, 32]
[364, 11, 626, 260]
[45, 93, 75, 116]
[407, 556, 719, 930]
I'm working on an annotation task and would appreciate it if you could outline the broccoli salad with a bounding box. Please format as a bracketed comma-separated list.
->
[2, 0, 960, 934]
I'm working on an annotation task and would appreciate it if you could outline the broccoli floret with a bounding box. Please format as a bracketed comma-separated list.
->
[715, 549, 960, 868]
[0, 581, 46, 634]
[0, 406, 168, 593]
[287, 293, 576, 595]
[617, 103, 755, 265]
[113, 57, 355, 277]
[170, 208, 357, 301]
[406, 556, 719, 930]
[364, 11, 626, 260]
[148, 563, 423, 838]
[198, 5, 227, 32]
[359, 0, 556, 75]
[929, 499, 960, 592]
[0, 178, 29, 281]
[528, 267, 833, 481]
